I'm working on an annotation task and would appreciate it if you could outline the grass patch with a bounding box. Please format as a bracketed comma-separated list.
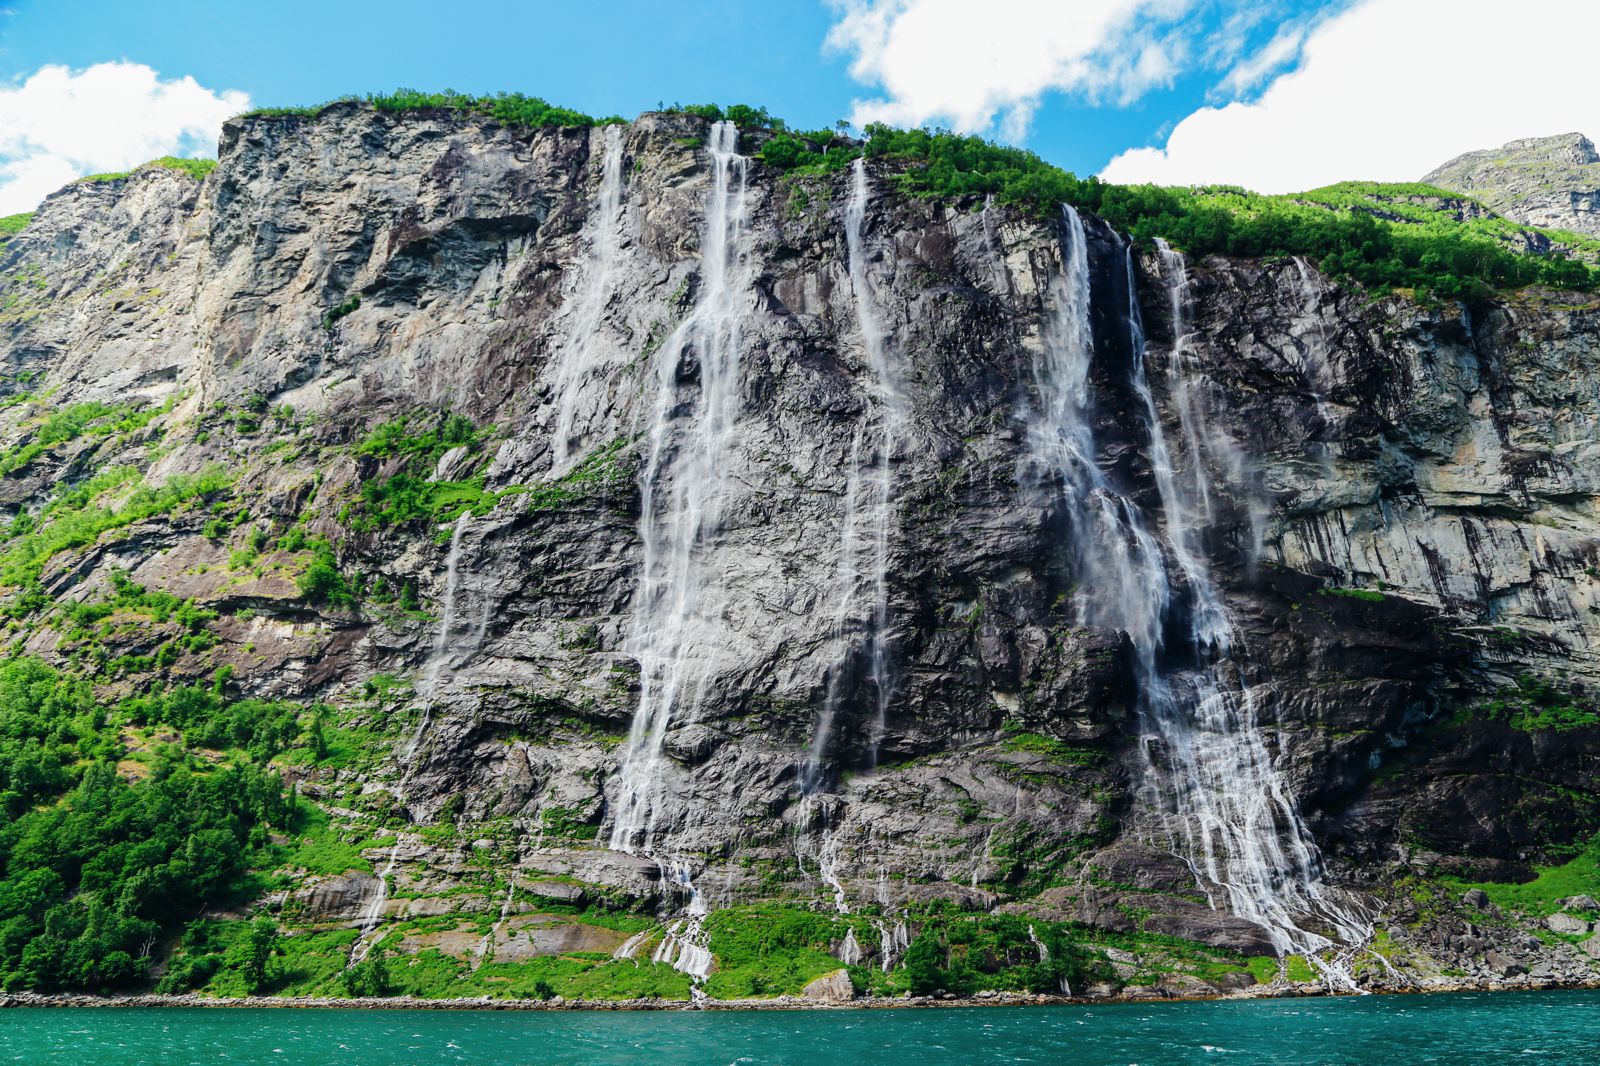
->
[0, 464, 232, 590]
[1455, 835, 1600, 917]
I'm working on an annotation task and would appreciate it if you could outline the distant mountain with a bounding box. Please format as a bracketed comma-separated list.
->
[1424, 132, 1600, 237]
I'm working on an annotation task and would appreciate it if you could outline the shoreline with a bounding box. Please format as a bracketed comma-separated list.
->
[4, 976, 1597, 1013]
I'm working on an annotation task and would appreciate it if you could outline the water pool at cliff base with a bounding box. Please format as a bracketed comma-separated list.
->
[3, 990, 1598, 1065]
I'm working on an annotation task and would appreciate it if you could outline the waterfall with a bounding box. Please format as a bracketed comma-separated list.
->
[348, 843, 401, 966]
[804, 158, 906, 782]
[1125, 245, 1227, 648]
[402, 512, 476, 766]
[471, 883, 517, 971]
[1289, 257, 1340, 472]
[846, 157, 906, 767]
[551, 123, 629, 470]
[609, 120, 750, 852]
[1154, 239, 1265, 564]
[803, 425, 864, 789]
[1028, 209, 1368, 979]
[838, 927, 863, 966]
[873, 916, 909, 972]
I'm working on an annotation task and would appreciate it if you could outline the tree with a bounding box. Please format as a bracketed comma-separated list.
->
[901, 934, 944, 995]
[227, 917, 280, 993]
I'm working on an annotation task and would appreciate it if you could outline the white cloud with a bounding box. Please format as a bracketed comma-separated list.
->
[0, 62, 248, 215]
[826, 0, 1201, 135]
[1101, 0, 1600, 192]
[1214, 21, 1307, 97]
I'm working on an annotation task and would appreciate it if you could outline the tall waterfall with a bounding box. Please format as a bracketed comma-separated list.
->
[1154, 239, 1264, 565]
[1028, 207, 1366, 973]
[402, 512, 479, 766]
[806, 158, 907, 781]
[846, 158, 907, 765]
[609, 121, 750, 852]
[550, 123, 628, 470]
[1289, 257, 1340, 472]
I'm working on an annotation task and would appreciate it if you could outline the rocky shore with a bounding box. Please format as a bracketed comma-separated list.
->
[5, 975, 1598, 1013]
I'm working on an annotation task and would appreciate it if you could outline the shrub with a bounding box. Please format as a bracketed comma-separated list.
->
[321, 294, 360, 330]
[295, 540, 355, 608]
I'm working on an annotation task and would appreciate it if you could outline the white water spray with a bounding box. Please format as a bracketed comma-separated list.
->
[402, 512, 479, 766]
[1153, 239, 1265, 564]
[551, 124, 629, 470]
[348, 843, 401, 966]
[471, 883, 518, 971]
[1028, 209, 1368, 985]
[1290, 257, 1341, 474]
[609, 121, 751, 852]
[803, 425, 865, 788]
[845, 157, 907, 768]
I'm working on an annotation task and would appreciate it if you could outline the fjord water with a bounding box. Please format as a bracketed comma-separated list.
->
[6, 992, 1599, 1064]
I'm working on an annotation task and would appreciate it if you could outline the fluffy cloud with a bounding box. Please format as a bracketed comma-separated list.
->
[0, 63, 248, 215]
[1102, 0, 1600, 191]
[826, 0, 1201, 135]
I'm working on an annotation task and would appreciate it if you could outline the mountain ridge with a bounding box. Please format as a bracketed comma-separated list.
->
[1424, 131, 1600, 238]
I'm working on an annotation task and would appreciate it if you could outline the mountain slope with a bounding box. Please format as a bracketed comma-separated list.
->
[1424, 132, 1600, 238]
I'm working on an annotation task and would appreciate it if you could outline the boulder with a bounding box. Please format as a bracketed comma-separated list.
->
[801, 969, 856, 1003]
[1544, 912, 1591, 936]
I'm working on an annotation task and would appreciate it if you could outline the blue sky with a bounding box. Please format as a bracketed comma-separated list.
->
[2, 0, 1597, 214]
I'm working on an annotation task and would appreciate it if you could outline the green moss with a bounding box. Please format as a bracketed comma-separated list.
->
[1000, 730, 1103, 764]
[0, 213, 30, 240]
[1320, 586, 1386, 604]
[277, 810, 378, 876]
[1246, 956, 1280, 984]
[1458, 675, 1599, 732]
[526, 437, 635, 511]
[76, 157, 216, 185]
[321, 294, 360, 330]
[1284, 955, 1317, 982]
[142, 156, 217, 181]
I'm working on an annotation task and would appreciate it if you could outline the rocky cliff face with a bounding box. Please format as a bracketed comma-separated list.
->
[1425, 132, 1600, 237]
[3, 103, 1600, 997]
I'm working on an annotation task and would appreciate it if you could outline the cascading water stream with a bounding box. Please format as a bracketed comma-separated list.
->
[471, 884, 518, 971]
[608, 120, 750, 854]
[1154, 239, 1266, 565]
[550, 124, 629, 471]
[600, 124, 751, 987]
[1290, 257, 1340, 475]
[842, 157, 908, 769]
[348, 844, 401, 966]
[401, 512, 475, 767]
[802, 425, 864, 790]
[1028, 207, 1369, 984]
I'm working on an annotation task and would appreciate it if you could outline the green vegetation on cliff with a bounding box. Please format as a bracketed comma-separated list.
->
[760, 123, 1600, 300]
[243, 90, 627, 129]
[76, 157, 218, 185]
[223, 87, 1598, 301]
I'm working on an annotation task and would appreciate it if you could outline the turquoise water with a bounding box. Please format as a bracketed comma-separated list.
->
[2, 991, 1598, 1064]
